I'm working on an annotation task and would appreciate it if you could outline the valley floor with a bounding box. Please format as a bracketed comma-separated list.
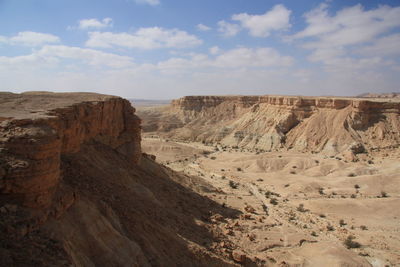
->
[142, 137, 400, 267]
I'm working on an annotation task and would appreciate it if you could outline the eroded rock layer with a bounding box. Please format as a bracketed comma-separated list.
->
[0, 92, 141, 210]
[139, 95, 400, 156]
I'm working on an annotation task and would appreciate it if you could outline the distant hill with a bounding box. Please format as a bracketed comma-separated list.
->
[129, 99, 171, 107]
[357, 92, 400, 98]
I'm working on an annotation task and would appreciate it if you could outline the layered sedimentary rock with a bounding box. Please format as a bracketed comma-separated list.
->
[139, 95, 400, 155]
[0, 92, 238, 266]
[0, 92, 141, 211]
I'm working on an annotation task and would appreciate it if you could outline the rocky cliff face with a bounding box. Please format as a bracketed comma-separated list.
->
[0, 92, 238, 267]
[0, 92, 141, 210]
[140, 95, 400, 156]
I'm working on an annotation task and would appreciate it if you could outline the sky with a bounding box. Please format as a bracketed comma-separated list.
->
[0, 0, 399, 99]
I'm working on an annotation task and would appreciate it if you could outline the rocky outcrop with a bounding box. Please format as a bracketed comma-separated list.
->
[0, 92, 240, 267]
[0, 92, 141, 211]
[140, 95, 400, 155]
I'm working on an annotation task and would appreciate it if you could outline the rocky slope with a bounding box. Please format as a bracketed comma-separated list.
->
[0, 92, 239, 266]
[138, 95, 400, 158]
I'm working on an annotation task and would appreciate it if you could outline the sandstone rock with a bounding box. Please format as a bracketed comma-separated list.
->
[232, 250, 246, 263]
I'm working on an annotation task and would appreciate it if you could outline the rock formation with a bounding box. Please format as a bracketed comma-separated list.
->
[139, 95, 400, 157]
[0, 92, 237, 266]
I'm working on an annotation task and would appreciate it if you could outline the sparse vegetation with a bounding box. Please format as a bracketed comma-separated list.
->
[270, 198, 278, 205]
[210, 156, 216, 160]
[360, 225, 368, 230]
[229, 180, 239, 189]
[348, 173, 356, 177]
[327, 224, 335, 231]
[339, 219, 347, 227]
[344, 235, 361, 249]
[311, 231, 318, 237]
[296, 204, 308, 212]
[236, 167, 242, 172]
[318, 187, 325, 195]
[290, 170, 296, 174]
[351, 194, 356, 198]
[319, 214, 326, 218]
[380, 191, 388, 198]
[354, 184, 360, 189]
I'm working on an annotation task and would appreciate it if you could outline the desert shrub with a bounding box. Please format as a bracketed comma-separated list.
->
[315, 160, 319, 164]
[290, 170, 296, 174]
[380, 191, 388, 198]
[265, 191, 280, 198]
[339, 219, 347, 227]
[348, 173, 356, 177]
[311, 231, 318, 237]
[319, 214, 326, 218]
[236, 167, 242, 172]
[270, 198, 278, 205]
[221, 169, 225, 171]
[221, 176, 226, 179]
[210, 156, 216, 160]
[344, 235, 361, 249]
[257, 178, 263, 182]
[360, 225, 368, 230]
[296, 204, 307, 212]
[354, 184, 360, 189]
[318, 187, 325, 195]
[284, 184, 290, 187]
[351, 194, 356, 198]
[332, 191, 337, 195]
[367, 160, 374, 164]
[229, 180, 238, 189]
[327, 224, 335, 231]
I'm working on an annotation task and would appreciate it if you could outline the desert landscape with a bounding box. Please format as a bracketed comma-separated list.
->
[1, 91, 398, 266]
[138, 95, 400, 266]
[1, 1, 400, 266]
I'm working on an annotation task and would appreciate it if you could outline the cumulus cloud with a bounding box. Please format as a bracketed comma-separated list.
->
[0, 45, 134, 69]
[232, 4, 291, 37]
[197, 24, 211, 31]
[291, 3, 400, 74]
[293, 4, 400, 47]
[358, 33, 400, 56]
[0, 31, 60, 46]
[78, 18, 113, 30]
[85, 27, 202, 49]
[217, 20, 241, 37]
[156, 47, 293, 71]
[135, 0, 160, 6]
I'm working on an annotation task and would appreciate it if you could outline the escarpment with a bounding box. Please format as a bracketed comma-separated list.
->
[0, 92, 240, 266]
[0, 92, 141, 210]
[139, 95, 400, 156]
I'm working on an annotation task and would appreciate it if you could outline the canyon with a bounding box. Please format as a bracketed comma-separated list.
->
[1, 92, 399, 266]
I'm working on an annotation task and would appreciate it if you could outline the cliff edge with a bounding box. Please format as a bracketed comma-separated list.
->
[0, 92, 238, 266]
[139, 95, 400, 158]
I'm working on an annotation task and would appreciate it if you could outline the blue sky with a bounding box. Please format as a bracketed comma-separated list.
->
[0, 0, 399, 99]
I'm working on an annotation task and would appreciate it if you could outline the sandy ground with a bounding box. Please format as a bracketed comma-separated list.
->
[142, 136, 400, 267]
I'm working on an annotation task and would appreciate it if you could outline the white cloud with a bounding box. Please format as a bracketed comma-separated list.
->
[293, 4, 400, 48]
[358, 33, 400, 56]
[209, 46, 220, 55]
[197, 24, 211, 31]
[0, 45, 134, 69]
[291, 3, 400, 75]
[232, 4, 291, 37]
[217, 20, 241, 37]
[0, 31, 60, 46]
[156, 47, 293, 71]
[86, 27, 202, 49]
[135, 0, 160, 6]
[78, 18, 113, 30]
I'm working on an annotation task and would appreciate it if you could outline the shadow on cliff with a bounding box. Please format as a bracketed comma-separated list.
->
[53, 140, 242, 267]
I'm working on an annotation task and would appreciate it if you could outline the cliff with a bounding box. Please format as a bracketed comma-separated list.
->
[139, 95, 400, 157]
[0, 92, 141, 210]
[0, 92, 241, 266]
